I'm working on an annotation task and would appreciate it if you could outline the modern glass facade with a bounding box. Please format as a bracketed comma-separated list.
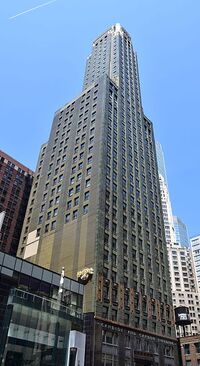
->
[173, 216, 190, 247]
[155, 141, 168, 186]
[0, 251, 84, 365]
[1, 288, 82, 366]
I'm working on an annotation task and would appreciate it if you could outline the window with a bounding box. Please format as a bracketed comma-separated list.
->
[84, 191, 90, 200]
[57, 185, 61, 193]
[78, 162, 83, 170]
[70, 176, 75, 184]
[87, 156, 92, 164]
[53, 208, 58, 217]
[74, 197, 79, 206]
[184, 344, 190, 355]
[75, 184, 80, 193]
[195, 343, 200, 353]
[73, 210, 78, 220]
[36, 228, 41, 237]
[47, 211, 51, 220]
[83, 204, 89, 214]
[69, 188, 73, 197]
[65, 213, 70, 223]
[85, 179, 91, 187]
[40, 204, 45, 212]
[77, 173, 82, 181]
[45, 224, 49, 233]
[38, 216, 43, 224]
[51, 188, 55, 196]
[55, 196, 59, 204]
[67, 201, 72, 209]
[51, 221, 56, 230]
[43, 193, 47, 202]
[87, 167, 92, 175]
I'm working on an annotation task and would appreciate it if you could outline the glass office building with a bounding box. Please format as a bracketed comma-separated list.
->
[0, 251, 84, 365]
[173, 216, 190, 248]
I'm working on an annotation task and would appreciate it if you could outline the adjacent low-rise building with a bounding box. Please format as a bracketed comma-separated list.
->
[180, 335, 200, 366]
[0, 150, 34, 255]
[0, 250, 85, 365]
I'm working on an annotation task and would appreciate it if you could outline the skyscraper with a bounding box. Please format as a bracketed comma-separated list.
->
[155, 141, 175, 248]
[18, 24, 178, 365]
[173, 216, 190, 248]
[155, 141, 168, 186]
[0, 150, 34, 255]
[156, 143, 200, 337]
[191, 235, 200, 288]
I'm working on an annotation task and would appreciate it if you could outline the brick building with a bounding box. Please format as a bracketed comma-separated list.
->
[180, 335, 200, 366]
[0, 150, 34, 254]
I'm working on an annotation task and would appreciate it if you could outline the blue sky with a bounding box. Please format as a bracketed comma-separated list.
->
[1, 0, 200, 237]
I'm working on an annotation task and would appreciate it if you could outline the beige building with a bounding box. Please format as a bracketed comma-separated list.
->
[180, 335, 200, 366]
[156, 143, 200, 338]
[18, 24, 179, 365]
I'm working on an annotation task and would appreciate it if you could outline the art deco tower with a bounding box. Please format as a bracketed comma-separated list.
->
[18, 24, 178, 365]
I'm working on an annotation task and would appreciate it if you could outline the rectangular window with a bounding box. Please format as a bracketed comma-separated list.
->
[38, 216, 43, 224]
[84, 191, 90, 200]
[87, 167, 92, 175]
[74, 197, 79, 206]
[83, 204, 89, 214]
[67, 201, 72, 209]
[65, 213, 70, 223]
[47, 211, 51, 220]
[57, 185, 61, 193]
[40, 204, 45, 212]
[43, 194, 47, 202]
[51, 221, 56, 230]
[36, 228, 41, 237]
[77, 173, 82, 181]
[73, 210, 78, 220]
[44, 224, 49, 233]
[53, 208, 58, 217]
[55, 196, 59, 204]
[85, 179, 91, 187]
[78, 162, 83, 170]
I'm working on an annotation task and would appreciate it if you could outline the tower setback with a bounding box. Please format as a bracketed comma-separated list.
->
[18, 24, 179, 365]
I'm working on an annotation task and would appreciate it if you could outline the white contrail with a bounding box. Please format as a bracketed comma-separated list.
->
[9, 0, 57, 20]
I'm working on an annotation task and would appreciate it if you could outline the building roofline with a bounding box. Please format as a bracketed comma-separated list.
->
[0, 150, 34, 176]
